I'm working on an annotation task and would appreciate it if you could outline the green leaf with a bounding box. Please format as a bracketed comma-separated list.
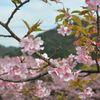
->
[63, 19, 68, 26]
[72, 15, 82, 26]
[72, 25, 87, 34]
[86, 25, 94, 30]
[23, 20, 30, 30]
[11, 0, 22, 4]
[71, 10, 80, 14]
[57, 8, 66, 13]
[35, 28, 43, 31]
[55, 14, 64, 22]
[29, 20, 42, 33]
[92, 37, 97, 41]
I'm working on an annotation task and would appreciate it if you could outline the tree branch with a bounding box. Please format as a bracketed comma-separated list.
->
[0, 34, 12, 37]
[0, 69, 99, 83]
[95, 5, 100, 71]
[0, 21, 20, 41]
[96, 5, 100, 41]
[0, 71, 48, 83]
[36, 52, 56, 68]
[6, 0, 30, 26]
[81, 70, 100, 74]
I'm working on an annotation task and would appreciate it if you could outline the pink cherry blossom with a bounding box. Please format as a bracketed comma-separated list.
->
[0, 56, 42, 80]
[75, 46, 95, 65]
[57, 25, 72, 36]
[75, 54, 94, 66]
[0, 80, 25, 97]
[62, 54, 77, 68]
[49, 66, 74, 82]
[48, 57, 81, 84]
[86, 0, 100, 11]
[34, 80, 51, 98]
[20, 35, 44, 55]
[79, 87, 94, 100]
[0, 56, 50, 99]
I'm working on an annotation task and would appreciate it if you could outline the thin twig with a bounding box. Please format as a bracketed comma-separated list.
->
[0, 21, 20, 41]
[96, 5, 100, 41]
[79, 70, 100, 77]
[6, 0, 30, 25]
[36, 52, 56, 68]
[0, 71, 48, 83]
[0, 34, 12, 37]
[81, 70, 100, 74]
[95, 5, 100, 71]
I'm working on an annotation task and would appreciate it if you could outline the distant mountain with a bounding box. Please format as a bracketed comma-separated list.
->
[0, 28, 76, 58]
[38, 28, 75, 58]
[0, 45, 22, 57]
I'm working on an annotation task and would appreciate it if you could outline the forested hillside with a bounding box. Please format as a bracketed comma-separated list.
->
[0, 28, 75, 58]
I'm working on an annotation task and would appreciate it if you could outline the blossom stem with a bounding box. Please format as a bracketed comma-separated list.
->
[6, 0, 30, 26]
[95, 5, 100, 71]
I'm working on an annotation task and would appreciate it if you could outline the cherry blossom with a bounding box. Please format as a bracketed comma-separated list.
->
[0, 80, 25, 100]
[86, 0, 100, 10]
[75, 46, 95, 65]
[61, 54, 77, 68]
[57, 25, 72, 36]
[0, 0, 99, 99]
[79, 87, 94, 100]
[48, 59, 80, 84]
[34, 80, 51, 98]
[0, 56, 43, 80]
[49, 66, 74, 82]
[20, 35, 44, 55]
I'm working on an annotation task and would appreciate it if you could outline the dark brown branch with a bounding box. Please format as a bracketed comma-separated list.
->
[79, 70, 100, 77]
[6, 0, 30, 25]
[0, 69, 99, 83]
[0, 34, 12, 37]
[0, 21, 20, 42]
[0, 71, 48, 83]
[95, 5, 100, 71]
[95, 58, 100, 71]
[36, 52, 56, 68]
[81, 70, 100, 74]
[81, 70, 100, 73]
[96, 5, 100, 41]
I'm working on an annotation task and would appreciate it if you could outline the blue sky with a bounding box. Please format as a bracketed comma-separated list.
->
[0, 0, 86, 47]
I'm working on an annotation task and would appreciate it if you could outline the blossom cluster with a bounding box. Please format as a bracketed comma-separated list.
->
[48, 55, 79, 85]
[20, 35, 44, 55]
[57, 25, 72, 36]
[86, 0, 100, 10]
[75, 46, 95, 66]
[47, 46, 95, 88]
[0, 46, 95, 99]
[0, 81, 25, 100]
[79, 87, 94, 100]
[33, 80, 51, 98]
[0, 0, 99, 99]
[0, 56, 43, 80]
